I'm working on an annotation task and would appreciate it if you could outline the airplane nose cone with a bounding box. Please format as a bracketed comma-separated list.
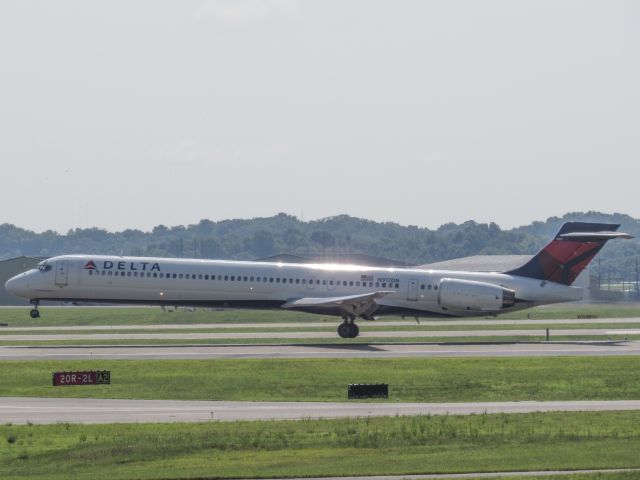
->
[4, 274, 30, 298]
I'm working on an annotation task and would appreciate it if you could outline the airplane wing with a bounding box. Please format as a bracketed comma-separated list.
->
[281, 291, 394, 319]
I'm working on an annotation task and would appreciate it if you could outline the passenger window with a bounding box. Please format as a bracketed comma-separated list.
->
[434, 285, 438, 290]
[420, 284, 425, 290]
[276, 278, 280, 283]
[428, 285, 432, 290]
[356, 281, 360, 287]
[375, 282, 380, 287]
[302, 279, 306, 284]
[329, 280, 333, 286]
[257, 277, 261, 282]
[395, 283, 399, 289]
[179, 274, 184, 279]
[108, 271, 113, 276]
[289, 278, 293, 284]
[382, 282, 386, 288]
[243, 276, 248, 281]
[322, 280, 327, 285]
[153, 273, 158, 278]
[250, 276, 254, 282]
[269, 278, 274, 283]
[295, 279, 300, 284]
[349, 281, 353, 286]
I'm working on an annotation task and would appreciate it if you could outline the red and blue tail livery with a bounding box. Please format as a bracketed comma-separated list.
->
[507, 222, 633, 285]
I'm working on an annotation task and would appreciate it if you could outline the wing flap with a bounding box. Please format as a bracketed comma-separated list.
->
[282, 291, 394, 318]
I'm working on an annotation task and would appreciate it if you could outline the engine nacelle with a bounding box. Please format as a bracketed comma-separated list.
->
[438, 278, 515, 312]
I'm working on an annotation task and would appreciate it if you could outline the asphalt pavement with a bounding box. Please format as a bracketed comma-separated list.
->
[0, 339, 637, 360]
[2, 317, 640, 331]
[2, 397, 640, 424]
[0, 328, 638, 341]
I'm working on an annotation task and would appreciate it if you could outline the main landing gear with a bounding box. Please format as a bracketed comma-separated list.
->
[29, 300, 40, 319]
[337, 316, 359, 339]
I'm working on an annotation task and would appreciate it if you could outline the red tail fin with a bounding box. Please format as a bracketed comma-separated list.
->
[507, 222, 632, 285]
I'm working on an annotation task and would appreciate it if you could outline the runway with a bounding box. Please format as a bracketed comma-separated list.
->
[2, 397, 640, 424]
[1, 329, 638, 342]
[3, 317, 640, 331]
[0, 329, 626, 342]
[1, 340, 638, 360]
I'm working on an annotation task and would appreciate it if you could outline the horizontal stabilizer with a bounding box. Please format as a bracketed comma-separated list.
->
[558, 231, 634, 241]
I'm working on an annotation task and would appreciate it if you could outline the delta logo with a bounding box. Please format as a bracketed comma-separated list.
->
[83, 260, 161, 271]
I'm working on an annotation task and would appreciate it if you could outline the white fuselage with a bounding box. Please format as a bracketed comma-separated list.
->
[5, 254, 583, 318]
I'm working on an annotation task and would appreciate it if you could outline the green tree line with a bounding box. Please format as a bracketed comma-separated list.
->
[1, 211, 639, 280]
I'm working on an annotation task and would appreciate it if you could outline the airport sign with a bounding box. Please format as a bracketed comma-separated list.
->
[52, 370, 110, 386]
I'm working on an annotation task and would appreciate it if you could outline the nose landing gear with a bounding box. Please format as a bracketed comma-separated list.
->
[337, 316, 359, 338]
[29, 300, 40, 319]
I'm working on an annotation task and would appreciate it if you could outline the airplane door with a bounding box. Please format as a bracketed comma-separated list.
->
[407, 279, 418, 301]
[328, 278, 336, 291]
[55, 260, 69, 286]
[307, 276, 315, 290]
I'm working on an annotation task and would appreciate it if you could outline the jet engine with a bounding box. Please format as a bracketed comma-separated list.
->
[438, 278, 515, 312]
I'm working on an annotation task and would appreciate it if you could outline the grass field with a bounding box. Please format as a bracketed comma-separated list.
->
[1, 411, 640, 479]
[1, 303, 640, 328]
[2, 305, 639, 479]
[2, 356, 640, 402]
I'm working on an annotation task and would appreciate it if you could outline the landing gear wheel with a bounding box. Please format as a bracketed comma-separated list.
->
[337, 323, 351, 338]
[29, 300, 40, 319]
[337, 319, 360, 339]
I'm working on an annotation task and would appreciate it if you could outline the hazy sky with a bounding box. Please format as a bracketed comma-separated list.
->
[1, 0, 638, 233]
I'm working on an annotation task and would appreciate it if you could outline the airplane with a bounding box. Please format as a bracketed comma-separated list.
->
[4, 222, 633, 338]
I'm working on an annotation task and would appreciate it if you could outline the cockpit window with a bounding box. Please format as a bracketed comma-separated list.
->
[38, 262, 52, 272]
